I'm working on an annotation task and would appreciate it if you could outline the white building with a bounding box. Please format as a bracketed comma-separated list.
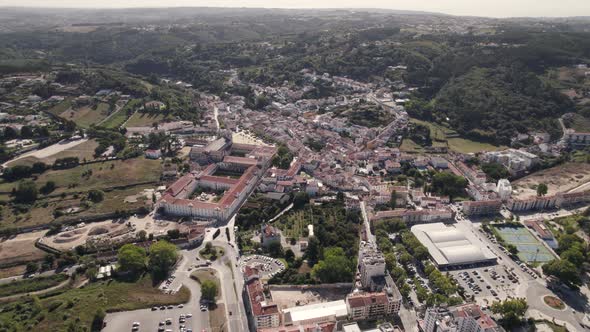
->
[411, 223, 497, 269]
[359, 242, 386, 290]
[496, 179, 512, 201]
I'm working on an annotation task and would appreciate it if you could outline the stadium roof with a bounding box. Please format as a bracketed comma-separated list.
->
[411, 223, 497, 267]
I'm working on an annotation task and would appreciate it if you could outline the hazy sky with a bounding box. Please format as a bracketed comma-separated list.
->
[0, 0, 589, 18]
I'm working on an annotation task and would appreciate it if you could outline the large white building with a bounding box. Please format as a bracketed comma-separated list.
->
[411, 223, 497, 270]
[359, 241, 386, 290]
[496, 179, 512, 201]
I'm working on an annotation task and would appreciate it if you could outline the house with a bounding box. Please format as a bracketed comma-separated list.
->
[145, 149, 162, 159]
[261, 224, 281, 247]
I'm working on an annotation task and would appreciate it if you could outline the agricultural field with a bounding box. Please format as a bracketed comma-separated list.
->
[45, 98, 73, 116]
[60, 103, 111, 127]
[0, 275, 190, 331]
[101, 99, 142, 129]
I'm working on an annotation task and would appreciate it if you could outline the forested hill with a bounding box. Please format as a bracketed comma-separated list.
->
[1, 8, 590, 143]
[431, 66, 574, 145]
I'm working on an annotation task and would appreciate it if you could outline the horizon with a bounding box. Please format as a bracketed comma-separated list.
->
[0, 1, 589, 19]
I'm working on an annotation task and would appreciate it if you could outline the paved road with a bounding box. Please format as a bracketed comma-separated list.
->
[360, 201, 375, 244]
[103, 252, 209, 332]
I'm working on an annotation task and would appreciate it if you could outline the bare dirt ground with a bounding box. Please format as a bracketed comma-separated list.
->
[270, 286, 351, 309]
[0, 230, 47, 266]
[41, 219, 130, 251]
[513, 163, 590, 199]
[41, 215, 186, 252]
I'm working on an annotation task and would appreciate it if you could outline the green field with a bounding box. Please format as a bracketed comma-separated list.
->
[0, 274, 68, 298]
[409, 118, 506, 154]
[65, 103, 111, 128]
[101, 99, 142, 129]
[45, 98, 73, 116]
[0, 275, 189, 331]
[0, 157, 161, 194]
[447, 138, 506, 154]
[565, 113, 590, 133]
[125, 112, 167, 127]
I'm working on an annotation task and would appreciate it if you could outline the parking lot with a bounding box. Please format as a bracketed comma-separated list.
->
[240, 255, 285, 279]
[450, 265, 523, 307]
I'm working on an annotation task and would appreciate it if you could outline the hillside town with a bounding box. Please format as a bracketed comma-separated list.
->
[1, 6, 590, 332]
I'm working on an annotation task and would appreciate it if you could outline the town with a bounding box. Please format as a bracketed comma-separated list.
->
[0, 6, 590, 332]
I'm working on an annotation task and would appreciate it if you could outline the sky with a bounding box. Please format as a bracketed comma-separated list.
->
[0, 0, 589, 18]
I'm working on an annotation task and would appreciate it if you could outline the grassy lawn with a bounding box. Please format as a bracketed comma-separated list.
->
[125, 112, 167, 127]
[59, 103, 112, 128]
[447, 138, 506, 154]
[0, 275, 190, 331]
[0, 157, 161, 194]
[408, 118, 506, 153]
[190, 269, 221, 298]
[6, 139, 100, 167]
[400, 138, 424, 153]
[199, 246, 225, 261]
[101, 99, 141, 129]
[45, 98, 73, 116]
[0, 274, 68, 298]
[565, 113, 590, 132]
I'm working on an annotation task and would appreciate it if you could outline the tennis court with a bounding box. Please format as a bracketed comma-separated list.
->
[493, 225, 555, 263]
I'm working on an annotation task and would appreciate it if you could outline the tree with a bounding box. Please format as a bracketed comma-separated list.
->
[293, 192, 310, 208]
[305, 236, 320, 266]
[149, 240, 178, 279]
[313, 248, 354, 283]
[491, 298, 528, 327]
[40, 181, 56, 195]
[537, 183, 548, 197]
[91, 308, 106, 332]
[542, 259, 581, 286]
[267, 241, 284, 258]
[137, 230, 147, 242]
[87, 189, 104, 203]
[201, 280, 217, 302]
[384, 252, 397, 271]
[285, 249, 295, 264]
[117, 244, 146, 277]
[390, 189, 397, 209]
[25, 262, 39, 274]
[14, 180, 38, 203]
[431, 172, 468, 198]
